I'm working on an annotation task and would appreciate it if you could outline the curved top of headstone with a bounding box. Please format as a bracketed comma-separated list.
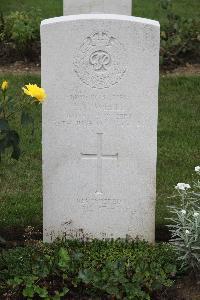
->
[63, 0, 132, 16]
[41, 14, 159, 28]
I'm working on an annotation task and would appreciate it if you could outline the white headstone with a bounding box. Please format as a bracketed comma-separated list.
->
[64, 0, 132, 16]
[41, 14, 160, 243]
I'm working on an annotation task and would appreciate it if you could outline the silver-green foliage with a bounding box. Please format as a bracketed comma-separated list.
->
[167, 168, 200, 273]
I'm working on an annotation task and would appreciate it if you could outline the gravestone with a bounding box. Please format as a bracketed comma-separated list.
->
[64, 0, 132, 16]
[41, 6, 160, 243]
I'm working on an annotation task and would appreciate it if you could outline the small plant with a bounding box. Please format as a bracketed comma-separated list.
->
[160, 0, 200, 66]
[0, 80, 46, 161]
[0, 239, 177, 299]
[4, 246, 70, 299]
[167, 167, 200, 274]
[79, 260, 154, 299]
[1, 10, 42, 58]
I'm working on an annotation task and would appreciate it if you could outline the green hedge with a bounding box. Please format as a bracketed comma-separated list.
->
[0, 10, 41, 62]
[160, 1, 200, 67]
[0, 7, 199, 67]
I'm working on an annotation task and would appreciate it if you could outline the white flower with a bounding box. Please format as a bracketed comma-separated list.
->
[194, 212, 199, 218]
[175, 183, 191, 191]
[195, 166, 200, 173]
[185, 230, 190, 234]
[181, 209, 186, 215]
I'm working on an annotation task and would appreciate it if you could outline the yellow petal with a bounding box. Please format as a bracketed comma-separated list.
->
[1, 80, 8, 91]
[22, 84, 47, 102]
[22, 87, 32, 97]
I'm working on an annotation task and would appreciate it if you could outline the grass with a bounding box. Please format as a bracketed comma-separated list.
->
[0, 0, 63, 19]
[157, 76, 200, 225]
[0, 0, 199, 25]
[0, 75, 42, 230]
[0, 74, 199, 233]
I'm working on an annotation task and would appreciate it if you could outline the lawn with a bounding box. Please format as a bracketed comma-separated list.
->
[0, 0, 199, 25]
[0, 75, 42, 232]
[0, 74, 199, 234]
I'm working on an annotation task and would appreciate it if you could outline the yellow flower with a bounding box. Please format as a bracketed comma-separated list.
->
[1, 80, 9, 91]
[22, 84, 47, 103]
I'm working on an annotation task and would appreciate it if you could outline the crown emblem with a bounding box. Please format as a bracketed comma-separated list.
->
[89, 32, 114, 47]
[80, 32, 115, 53]
[74, 31, 127, 89]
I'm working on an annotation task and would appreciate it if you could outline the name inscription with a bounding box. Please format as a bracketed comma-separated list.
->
[77, 197, 122, 210]
[54, 94, 132, 127]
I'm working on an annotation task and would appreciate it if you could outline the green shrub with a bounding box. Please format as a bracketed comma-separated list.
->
[0, 6, 199, 67]
[0, 10, 42, 58]
[0, 239, 177, 299]
[160, 0, 200, 66]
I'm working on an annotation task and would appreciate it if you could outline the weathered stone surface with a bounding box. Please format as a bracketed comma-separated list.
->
[63, 0, 132, 16]
[41, 14, 160, 242]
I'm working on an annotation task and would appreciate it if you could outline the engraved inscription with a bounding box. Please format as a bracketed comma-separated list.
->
[77, 197, 122, 211]
[74, 32, 127, 89]
[53, 94, 132, 127]
[81, 133, 118, 194]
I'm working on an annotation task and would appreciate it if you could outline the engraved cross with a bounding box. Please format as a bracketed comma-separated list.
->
[81, 133, 118, 195]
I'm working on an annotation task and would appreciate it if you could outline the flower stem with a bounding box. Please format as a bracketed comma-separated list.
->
[2, 92, 6, 119]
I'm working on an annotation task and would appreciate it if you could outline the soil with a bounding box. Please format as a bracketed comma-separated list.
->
[158, 276, 200, 300]
[0, 61, 200, 76]
[2, 277, 200, 300]
[0, 224, 172, 248]
[162, 63, 200, 76]
[0, 61, 40, 76]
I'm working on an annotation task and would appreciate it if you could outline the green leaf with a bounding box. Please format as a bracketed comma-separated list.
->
[6, 96, 14, 103]
[7, 276, 23, 287]
[53, 288, 69, 299]
[21, 111, 33, 126]
[0, 130, 21, 160]
[58, 247, 70, 269]
[11, 144, 21, 160]
[23, 285, 35, 298]
[78, 270, 92, 283]
[0, 119, 9, 131]
[35, 286, 48, 298]
[60, 287, 69, 296]
[6, 98, 15, 114]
